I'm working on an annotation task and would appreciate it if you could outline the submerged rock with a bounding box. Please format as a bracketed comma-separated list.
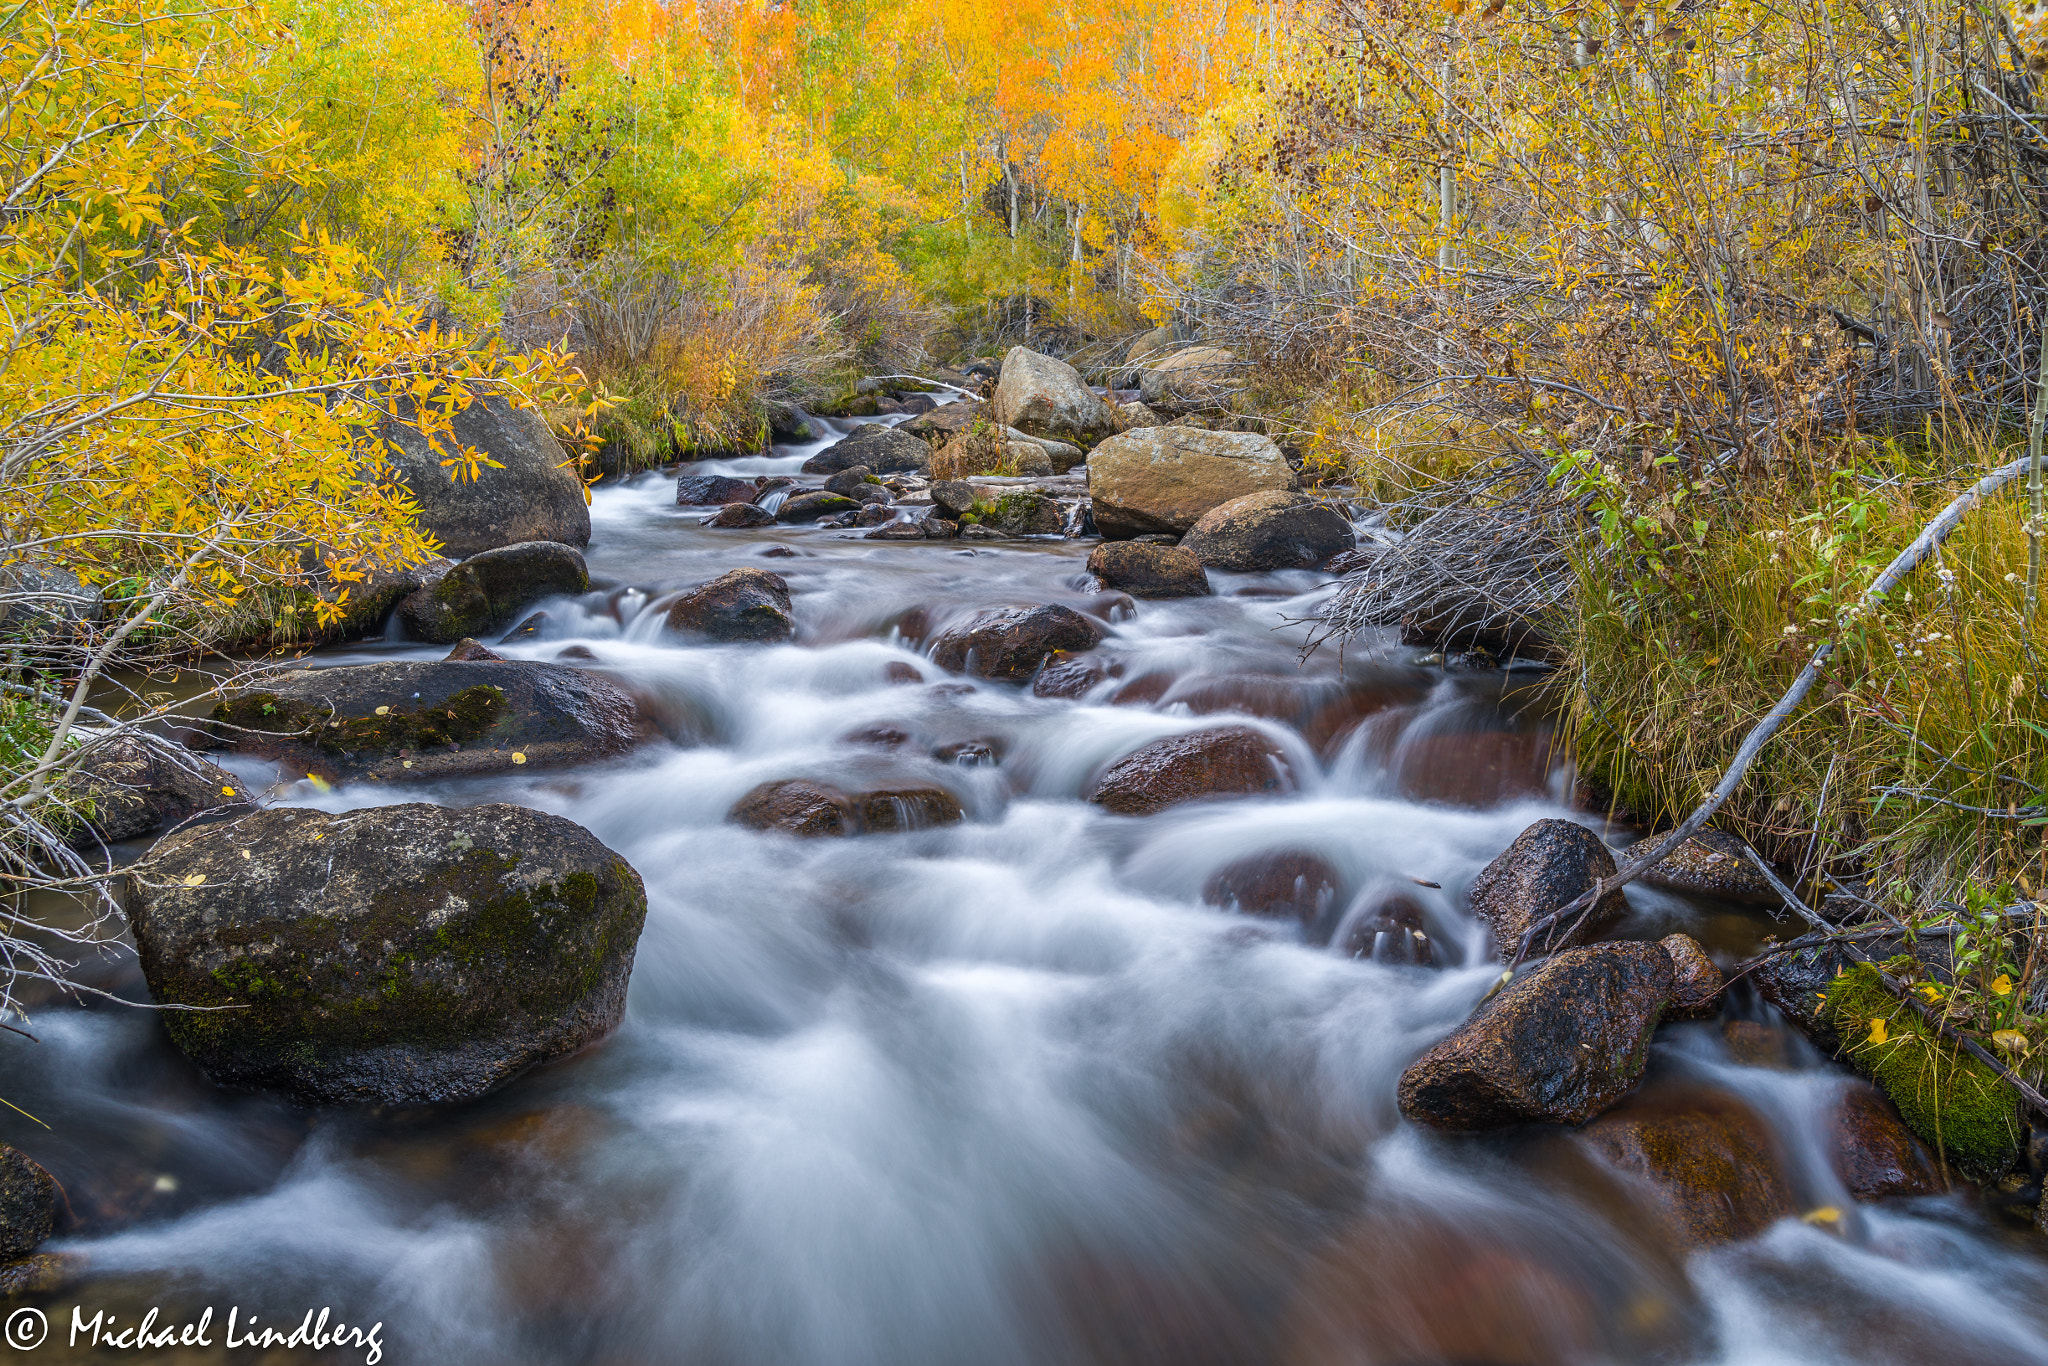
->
[1086, 427, 1297, 539]
[210, 660, 645, 784]
[1180, 489, 1354, 571]
[1638, 828, 1780, 905]
[927, 605, 1105, 683]
[728, 780, 963, 837]
[1202, 849, 1339, 929]
[855, 788, 965, 832]
[663, 569, 794, 643]
[127, 803, 647, 1106]
[1341, 890, 1436, 966]
[1397, 941, 1673, 1129]
[396, 541, 590, 644]
[1085, 542, 1212, 599]
[1032, 651, 1116, 699]
[1089, 726, 1294, 816]
[1467, 819, 1631, 963]
[0, 1146, 55, 1260]
[1576, 1088, 1793, 1248]
[1660, 933, 1725, 1021]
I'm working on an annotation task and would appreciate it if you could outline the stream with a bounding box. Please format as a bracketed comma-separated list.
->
[5, 419, 2048, 1364]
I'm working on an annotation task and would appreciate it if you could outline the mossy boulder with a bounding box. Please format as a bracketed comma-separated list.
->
[395, 541, 589, 645]
[125, 803, 648, 1106]
[663, 568, 795, 642]
[980, 491, 1063, 536]
[209, 660, 646, 784]
[1822, 962, 2021, 1182]
[801, 424, 931, 475]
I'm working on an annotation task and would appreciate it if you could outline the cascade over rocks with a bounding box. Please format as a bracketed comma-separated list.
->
[927, 605, 1105, 682]
[381, 396, 591, 557]
[125, 803, 647, 1106]
[1831, 1083, 1947, 1200]
[728, 779, 964, 836]
[1397, 941, 1674, 1129]
[1087, 427, 1297, 539]
[396, 541, 590, 644]
[664, 568, 795, 642]
[801, 423, 932, 475]
[210, 660, 646, 783]
[1180, 490, 1355, 571]
[1468, 819, 1632, 963]
[0, 1146, 55, 1260]
[1089, 726, 1294, 816]
[990, 346, 1118, 446]
[1085, 542, 1211, 598]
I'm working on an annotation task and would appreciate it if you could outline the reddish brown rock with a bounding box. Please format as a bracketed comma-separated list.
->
[1639, 828, 1780, 905]
[664, 569, 794, 643]
[1578, 1089, 1794, 1249]
[1341, 891, 1435, 965]
[1831, 1082, 1946, 1200]
[729, 780, 856, 837]
[1032, 651, 1116, 699]
[443, 638, 509, 662]
[1202, 849, 1340, 928]
[1468, 819, 1631, 963]
[1660, 933, 1725, 1021]
[855, 788, 965, 832]
[928, 605, 1105, 683]
[1084, 542, 1212, 599]
[1090, 726, 1294, 817]
[885, 661, 924, 685]
[1393, 728, 1558, 809]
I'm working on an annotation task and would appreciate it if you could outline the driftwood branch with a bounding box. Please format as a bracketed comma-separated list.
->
[1510, 453, 2035, 967]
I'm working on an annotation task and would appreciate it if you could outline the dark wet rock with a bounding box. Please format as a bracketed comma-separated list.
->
[865, 521, 929, 540]
[499, 611, 547, 643]
[1341, 891, 1436, 966]
[1750, 939, 1869, 1055]
[1202, 850, 1339, 929]
[1577, 1088, 1793, 1248]
[0, 1147, 55, 1260]
[766, 401, 814, 443]
[126, 802, 647, 1106]
[856, 788, 965, 832]
[776, 490, 862, 523]
[731, 780, 856, 837]
[824, 466, 874, 494]
[395, 541, 589, 644]
[923, 518, 958, 540]
[62, 739, 236, 847]
[933, 739, 1001, 767]
[676, 474, 759, 506]
[706, 502, 775, 528]
[663, 569, 794, 643]
[752, 476, 797, 503]
[886, 662, 924, 685]
[1087, 427, 1297, 539]
[1089, 726, 1294, 817]
[0, 1251, 79, 1300]
[1086, 542, 1211, 599]
[1180, 489, 1355, 571]
[855, 503, 896, 527]
[209, 660, 646, 784]
[991, 346, 1118, 446]
[1398, 942, 1674, 1129]
[1639, 828, 1780, 905]
[1660, 934, 1724, 1021]
[1468, 819, 1630, 964]
[1832, 1082, 1946, 1200]
[801, 424, 932, 475]
[928, 605, 1105, 683]
[381, 395, 590, 558]
[930, 479, 979, 519]
[1032, 651, 1116, 699]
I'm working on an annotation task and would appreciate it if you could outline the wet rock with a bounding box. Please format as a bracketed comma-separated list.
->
[899, 398, 990, 446]
[676, 474, 759, 506]
[854, 503, 896, 527]
[1661, 934, 1725, 1021]
[1136, 346, 1238, 411]
[499, 611, 548, 642]
[1089, 726, 1294, 817]
[126, 802, 647, 1106]
[209, 660, 646, 784]
[0, 1252, 79, 1300]
[1832, 1082, 1946, 1200]
[752, 476, 797, 503]
[1202, 849, 1339, 929]
[934, 739, 1001, 766]
[1577, 1088, 1793, 1247]
[61, 738, 236, 846]
[0, 1147, 55, 1260]
[555, 645, 599, 663]
[1639, 828, 1780, 905]
[855, 788, 965, 832]
[1180, 490, 1355, 571]
[1397, 942, 1674, 1129]
[1393, 728, 1558, 809]
[930, 479, 979, 519]
[396, 541, 590, 645]
[444, 638, 507, 662]
[990, 346, 1118, 447]
[801, 424, 932, 475]
[381, 394, 590, 557]
[928, 604, 1105, 683]
[1750, 940, 1865, 1055]
[864, 520, 929, 540]
[1032, 651, 1116, 699]
[979, 490, 1063, 536]
[885, 662, 925, 685]
[823, 466, 874, 495]
[1341, 891, 1436, 966]
[1468, 819, 1631, 964]
[775, 490, 862, 523]
[705, 502, 775, 528]
[663, 568, 794, 643]
[1085, 542, 1212, 599]
[730, 779, 857, 837]
[1087, 427, 1297, 539]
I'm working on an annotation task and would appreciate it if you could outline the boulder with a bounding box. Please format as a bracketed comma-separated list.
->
[1660, 933, 1724, 1021]
[899, 399, 991, 446]
[730, 779, 856, 837]
[930, 480, 979, 519]
[855, 788, 965, 833]
[928, 605, 1105, 683]
[209, 660, 645, 784]
[766, 401, 815, 443]
[1089, 726, 1294, 816]
[801, 424, 932, 475]
[1117, 402, 1165, 431]
[823, 467, 874, 495]
[775, 491, 861, 523]
[1003, 442, 1056, 477]
[1032, 652, 1115, 699]
[1831, 1082, 1946, 1200]
[396, 541, 589, 644]
[978, 491, 1062, 536]
[0, 1146, 55, 1260]
[125, 803, 647, 1106]
[705, 502, 775, 529]
[1180, 490, 1355, 571]
[664, 568, 794, 643]
[990, 346, 1118, 447]
[1397, 941, 1673, 1129]
[1467, 819, 1631, 964]
[1576, 1088, 1793, 1247]
[1087, 428, 1297, 540]
[1085, 542, 1211, 599]
[380, 395, 591, 558]
[1201, 849, 1339, 929]
[1639, 828, 1780, 905]
[62, 738, 237, 847]
[1136, 346, 1238, 411]
[676, 474, 759, 506]
[854, 503, 895, 527]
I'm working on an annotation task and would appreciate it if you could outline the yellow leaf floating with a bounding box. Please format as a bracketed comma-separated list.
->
[1801, 1206, 1842, 1226]
[1866, 1017, 1888, 1045]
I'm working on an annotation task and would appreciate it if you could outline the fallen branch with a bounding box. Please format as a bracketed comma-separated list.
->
[1510, 453, 2035, 967]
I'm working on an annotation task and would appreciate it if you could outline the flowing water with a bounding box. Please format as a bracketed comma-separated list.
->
[7, 421, 2048, 1364]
